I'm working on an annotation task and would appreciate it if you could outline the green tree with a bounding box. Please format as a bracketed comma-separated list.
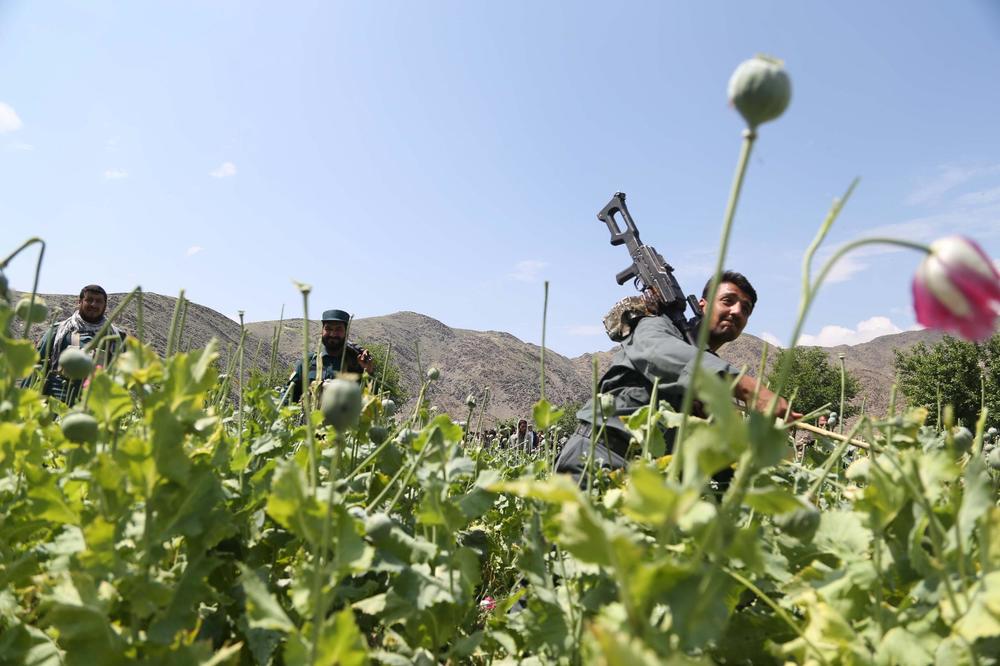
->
[766, 346, 860, 417]
[357, 339, 409, 405]
[894, 334, 999, 428]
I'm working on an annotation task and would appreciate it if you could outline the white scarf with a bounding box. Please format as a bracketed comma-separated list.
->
[53, 311, 119, 350]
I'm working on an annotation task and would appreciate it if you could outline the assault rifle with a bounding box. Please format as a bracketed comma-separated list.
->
[598, 192, 704, 345]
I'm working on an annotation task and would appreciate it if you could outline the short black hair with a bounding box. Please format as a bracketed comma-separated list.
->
[702, 271, 757, 307]
[79, 284, 107, 299]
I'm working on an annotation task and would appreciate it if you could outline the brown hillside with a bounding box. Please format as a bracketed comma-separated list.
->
[246, 312, 617, 423]
[12, 291, 943, 425]
[11, 291, 291, 377]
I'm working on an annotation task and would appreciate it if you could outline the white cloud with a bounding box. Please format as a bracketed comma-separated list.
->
[210, 161, 237, 178]
[0, 103, 23, 133]
[758, 331, 783, 348]
[186, 245, 204, 257]
[905, 164, 1000, 206]
[957, 185, 1000, 207]
[103, 169, 128, 180]
[816, 198, 1000, 284]
[509, 259, 546, 282]
[6, 141, 33, 152]
[566, 324, 606, 337]
[798, 315, 910, 347]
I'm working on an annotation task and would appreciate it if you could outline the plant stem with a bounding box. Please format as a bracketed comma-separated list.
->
[669, 129, 756, 483]
[0, 237, 46, 339]
[770, 233, 929, 411]
[237, 311, 246, 492]
[165, 290, 184, 357]
[838, 354, 847, 435]
[298, 285, 317, 492]
[642, 378, 659, 461]
[540, 280, 549, 402]
[806, 418, 867, 500]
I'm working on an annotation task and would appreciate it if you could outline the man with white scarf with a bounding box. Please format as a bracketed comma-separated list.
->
[33, 284, 125, 404]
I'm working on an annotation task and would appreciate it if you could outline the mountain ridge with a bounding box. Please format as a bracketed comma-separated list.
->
[12, 291, 944, 425]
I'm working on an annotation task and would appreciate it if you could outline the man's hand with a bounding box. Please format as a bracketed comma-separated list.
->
[734, 375, 803, 422]
[357, 348, 375, 374]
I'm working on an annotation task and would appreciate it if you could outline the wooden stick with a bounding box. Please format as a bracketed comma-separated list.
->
[790, 420, 871, 451]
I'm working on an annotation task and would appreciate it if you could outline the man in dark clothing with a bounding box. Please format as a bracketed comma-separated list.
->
[555, 271, 799, 479]
[31, 284, 126, 404]
[284, 309, 375, 403]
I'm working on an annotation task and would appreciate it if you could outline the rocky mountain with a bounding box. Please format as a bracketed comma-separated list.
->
[12, 290, 944, 424]
[245, 312, 618, 423]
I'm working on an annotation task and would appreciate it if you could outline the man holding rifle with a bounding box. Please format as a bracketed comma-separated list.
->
[284, 309, 375, 403]
[555, 193, 800, 481]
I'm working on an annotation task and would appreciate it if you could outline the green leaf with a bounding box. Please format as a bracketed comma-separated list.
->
[428, 414, 464, 445]
[148, 556, 221, 644]
[622, 465, 697, 527]
[490, 475, 583, 505]
[875, 627, 934, 666]
[150, 405, 191, 484]
[744, 486, 803, 514]
[813, 510, 872, 561]
[747, 411, 789, 469]
[41, 574, 126, 665]
[28, 476, 80, 525]
[950, 571, 1000, 642]
[266, 459, 325, 546]
[456, 485, 497, 520]
[663, 570, 733, 651]
[533, 399, 564, 431]
[556, 502, 612, 567]
[956, 455, 992, 555]
[0, 336, 37, 379]
[0, 622, 63, 666]
[329, 504, 374, 576]
[312, 607, 369, 666]
[239, 564, 296, 634]
[86, 372, 132, 423]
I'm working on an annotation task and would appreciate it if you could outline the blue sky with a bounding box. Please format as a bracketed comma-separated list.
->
[3, 1, 999, 357]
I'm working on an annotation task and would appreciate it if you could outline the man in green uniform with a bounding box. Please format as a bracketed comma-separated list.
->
[284, 309, 375, 403]
[555, 271, 799, 480]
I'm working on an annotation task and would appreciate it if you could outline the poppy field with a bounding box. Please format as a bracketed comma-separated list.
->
[3, 54, 1000, 664]
[2, 279, 1000, 665]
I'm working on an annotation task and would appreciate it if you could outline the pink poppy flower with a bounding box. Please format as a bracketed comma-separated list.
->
[479, 596, 496, 613]
[912, 236, 1000, 341]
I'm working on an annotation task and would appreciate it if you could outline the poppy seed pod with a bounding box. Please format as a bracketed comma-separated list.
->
[912, 236, 1000, 341]
[727, 55, 791, 130]
[61, 412, 98, 444]
[15, 296, 47, 324]
[59, 348, 94, 381]
[599, 394, 616, 418]
[320, 378, 362, 430]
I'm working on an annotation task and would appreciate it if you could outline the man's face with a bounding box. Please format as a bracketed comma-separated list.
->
[699, 281, 753, 349]
[78, 291, 107, 323]
[321, 321, 347, 353]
